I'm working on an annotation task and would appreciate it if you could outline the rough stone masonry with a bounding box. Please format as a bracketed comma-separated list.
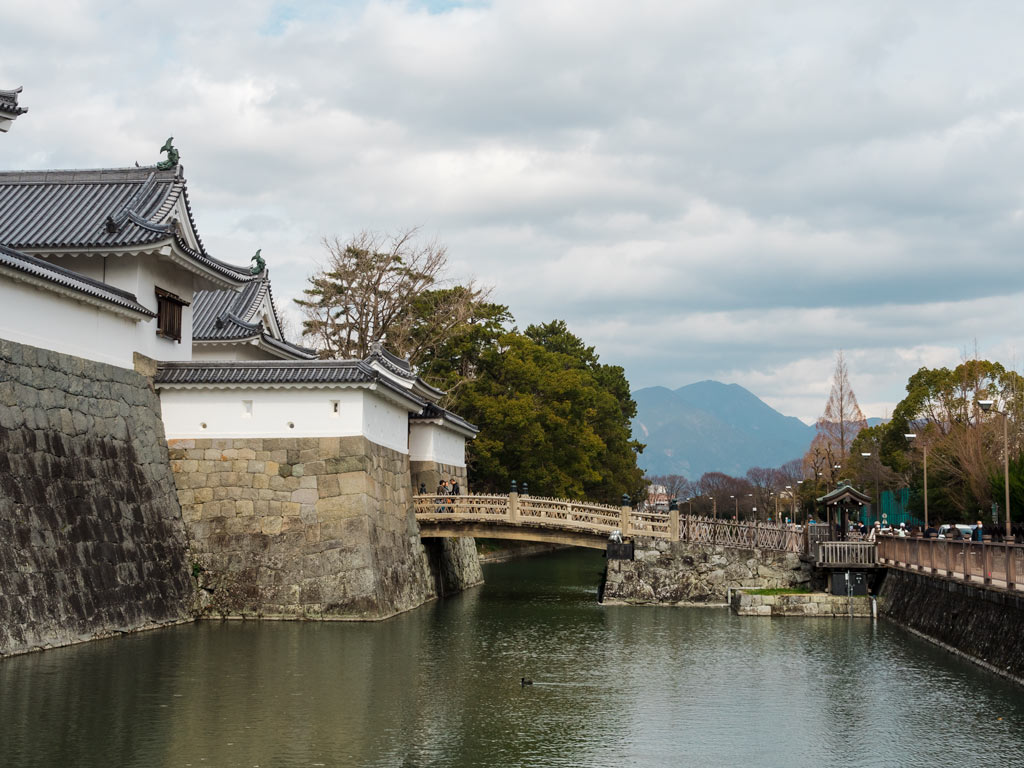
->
[0, 339, 193, 656]
[603, 536, 813, 605]
[171, 435, 481, 619]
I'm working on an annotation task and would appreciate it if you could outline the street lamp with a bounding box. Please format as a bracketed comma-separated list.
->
[979, 400, 1011, 539]
[861, 451, 880, 525]
[905, 433, 928, 530]
[708, 495, 717, 519]
[730, 494, 738, 520]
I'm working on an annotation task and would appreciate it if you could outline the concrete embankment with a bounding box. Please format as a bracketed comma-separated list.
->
[602, 536, 813, 605]
[0, 340, 194, 656]
[879, 568, 1024, 683]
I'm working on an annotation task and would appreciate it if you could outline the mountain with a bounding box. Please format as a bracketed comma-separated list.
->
[632, 381, 816, 479]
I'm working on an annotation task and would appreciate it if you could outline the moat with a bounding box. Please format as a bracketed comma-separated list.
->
[3, 548, 1024, 768]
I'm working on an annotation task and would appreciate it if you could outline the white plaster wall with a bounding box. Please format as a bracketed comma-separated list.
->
[191, 343, 276, 361]
[361, 392, 414, 454]
[159, 387, 412, 453]
[0, 278, 140, 368]
[43, 252, 196, 362]
[409, 422, 467, 467]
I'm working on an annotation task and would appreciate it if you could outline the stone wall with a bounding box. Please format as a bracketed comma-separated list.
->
[0, 339, 193, 657]
[602, 536, 814, 605]
[411, 459, 466, 497]
[172, 436, 480, 620]
[879, 568, 1024, 683]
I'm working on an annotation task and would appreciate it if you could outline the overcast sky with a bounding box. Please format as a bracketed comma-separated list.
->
[3, 0, 1023, 423]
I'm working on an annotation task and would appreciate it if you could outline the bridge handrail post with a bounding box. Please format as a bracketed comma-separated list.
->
[670, 507, 680, 542]
[1007, 541, 1017, 590]
[620, 504, 631, 536]
[509, 492, 519, 523]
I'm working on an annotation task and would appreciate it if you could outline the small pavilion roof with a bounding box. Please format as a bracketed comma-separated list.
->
[817, 482, 872, 506]
[192, 271, 317, 360]
[0, 165, 255, 286]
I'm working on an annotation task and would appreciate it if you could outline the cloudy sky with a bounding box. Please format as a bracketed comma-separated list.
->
[3, 0, 1023, 422]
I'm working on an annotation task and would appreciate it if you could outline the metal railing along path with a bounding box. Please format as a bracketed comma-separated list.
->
[877, 534, 1024, 590]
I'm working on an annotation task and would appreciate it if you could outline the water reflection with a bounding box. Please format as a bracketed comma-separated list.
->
[2, 549, 1023, 767]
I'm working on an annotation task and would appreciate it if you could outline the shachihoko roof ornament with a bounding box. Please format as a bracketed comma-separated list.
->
[156, 137, 179, 170]
[250, 249, 266, 274]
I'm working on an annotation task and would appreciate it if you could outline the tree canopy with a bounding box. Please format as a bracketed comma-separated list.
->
[441, 321, 645, 504]
[297, 234, 646, 505]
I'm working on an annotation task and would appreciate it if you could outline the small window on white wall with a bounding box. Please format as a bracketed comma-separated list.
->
[242, 400, 253, 418]
[330, 400, 340, 416]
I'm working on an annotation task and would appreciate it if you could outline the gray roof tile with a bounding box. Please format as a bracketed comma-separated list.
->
[192, 272, 318, 359]
[0, 244, 155, 317]
[155, 360, 373, 385]
[0, 165, 255, 285]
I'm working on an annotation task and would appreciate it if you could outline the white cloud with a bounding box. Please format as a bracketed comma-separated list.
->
[3, 0, 1024, 424]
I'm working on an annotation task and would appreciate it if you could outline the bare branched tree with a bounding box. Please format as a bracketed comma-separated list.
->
[815, 350, 868, 461]
[296, 228, 491, 363]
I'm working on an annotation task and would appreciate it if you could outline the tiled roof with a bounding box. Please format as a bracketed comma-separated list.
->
[154, 359, 423, 403]
[411, 402, 479, 435]
[365, 342, 445, 401]
[0, 87, 27, 117]
[192, 272, 318, 360]
[0, 243, 155, 317]
[0, 166, 254, 284]
[193, 279, 268, 338]
[155, 360, 375, 386]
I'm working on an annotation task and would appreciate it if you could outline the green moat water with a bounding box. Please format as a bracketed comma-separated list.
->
[3, 548, 1024, 767]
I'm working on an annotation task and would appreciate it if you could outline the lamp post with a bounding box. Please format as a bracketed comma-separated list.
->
[980, 400, 1012, 539]
[730, 495, 738, 520]
[861, 451, 880, 525]
[905, 433, 928, 530]
[708, 495, 717, 520]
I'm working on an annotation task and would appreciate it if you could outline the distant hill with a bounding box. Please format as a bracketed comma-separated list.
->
[631, 381, 883, 479]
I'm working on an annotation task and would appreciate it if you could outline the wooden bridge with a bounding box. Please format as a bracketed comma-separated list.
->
[414, 492, 807, 553]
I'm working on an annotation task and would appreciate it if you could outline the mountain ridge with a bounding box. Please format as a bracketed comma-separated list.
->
[632, 380, 881, 479]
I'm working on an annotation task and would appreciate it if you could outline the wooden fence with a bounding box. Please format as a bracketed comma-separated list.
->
[877, 534, 1023, 590]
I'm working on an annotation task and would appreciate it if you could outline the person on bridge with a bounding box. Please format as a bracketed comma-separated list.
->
[436, 479, 450, 513]
[972, 521, 985, 542]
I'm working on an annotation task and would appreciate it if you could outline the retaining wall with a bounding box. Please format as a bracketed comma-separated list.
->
[602, 536, 813, 605]
[0, 340, 193, 656]
[879, 568, 1024, 682]
[171, 437, 480, 619]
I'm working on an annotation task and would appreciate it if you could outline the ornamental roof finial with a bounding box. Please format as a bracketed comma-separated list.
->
[156, 137, 179, 170]
[250, 249, 266, 274]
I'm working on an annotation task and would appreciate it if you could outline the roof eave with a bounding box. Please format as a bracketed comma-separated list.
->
[0, 263, 155, 320]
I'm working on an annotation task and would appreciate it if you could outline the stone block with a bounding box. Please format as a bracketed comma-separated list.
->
[291, 488, 319, 505]
[261, 516, 283, 535]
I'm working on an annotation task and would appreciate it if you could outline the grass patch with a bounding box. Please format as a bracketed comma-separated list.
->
[742, 586, 812, 596]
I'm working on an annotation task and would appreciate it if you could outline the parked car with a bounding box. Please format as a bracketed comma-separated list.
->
[937, 524, 975, 539]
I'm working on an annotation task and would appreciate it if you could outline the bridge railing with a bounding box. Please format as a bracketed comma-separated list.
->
[816, 541, 878, 567]
[414, 493, 806, 553]
[878, 534, 1023, 590]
